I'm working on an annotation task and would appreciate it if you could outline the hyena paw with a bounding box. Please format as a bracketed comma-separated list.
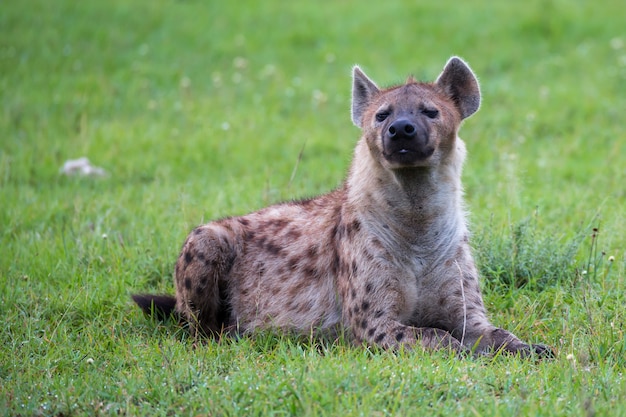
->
[529, 343, 555, 359]
[487, 329, 553, 359]
[500, 342, 554, 359]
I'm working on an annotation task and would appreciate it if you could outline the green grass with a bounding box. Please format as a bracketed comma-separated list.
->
[2, 0, 626, 415]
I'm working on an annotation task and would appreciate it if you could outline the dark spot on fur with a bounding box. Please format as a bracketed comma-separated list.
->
[226, 252, 237, 274]
[287, 282, 305, 299]
[343, 221, 358, 239]
[221, 222, 234, 233]
[371, 238, 384, 250]
[360, 318, 368, 329]
[395, 332, 405, 342]
[263, 218, 288, 232]
[184, 278, 192, 290]
[332, 252, 341, 276]
[184, 251, 193, 265]
[285, 228, 301, 240]
[246, 229, 256, 240]
[193, 227, 203, 235]
[374, 309, 384, 319]
[277, 218, 290, 230]
[351, 260, 358, 276]
[438, 296, 446, 306]
[365, 282, 373, 294]
[265, 241, 282, 255]
[350, 289, 356, 299]
[361, 301, 370, 311]
[288, 257, 299, 270]
[271, 287, 280, 296]
[200, 277, 208, 286]
[368, 328, 376, 337]
[375, 332, 386, 343]
[353, 305, 360, 314]
[304, 266, 318, 278]
[298, 300, 314, 314]
[307, 245, 318, 258]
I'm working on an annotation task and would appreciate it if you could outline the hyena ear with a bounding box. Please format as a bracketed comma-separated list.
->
[435, 57, 481, 120]
[352, 66, 380, 128]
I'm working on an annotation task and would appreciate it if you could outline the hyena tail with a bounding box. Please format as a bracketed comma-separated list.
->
[132, 294, 177, 321]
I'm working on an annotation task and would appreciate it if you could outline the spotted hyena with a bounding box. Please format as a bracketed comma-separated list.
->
[133, 57, 550, 356]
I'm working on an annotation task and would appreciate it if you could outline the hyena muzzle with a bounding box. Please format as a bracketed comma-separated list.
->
[133, 57, 552, 357]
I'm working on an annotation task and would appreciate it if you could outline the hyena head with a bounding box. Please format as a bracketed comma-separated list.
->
[351, 57, 480, 170]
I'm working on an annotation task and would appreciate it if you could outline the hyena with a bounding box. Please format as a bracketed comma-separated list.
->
[133, 57, 550, 356]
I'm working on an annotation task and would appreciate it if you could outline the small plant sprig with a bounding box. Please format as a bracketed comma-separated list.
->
[581, 226, 616, 289]
[579, 225, 617, 332]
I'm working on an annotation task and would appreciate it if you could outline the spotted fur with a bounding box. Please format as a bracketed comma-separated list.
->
[133, 57, 551, 357]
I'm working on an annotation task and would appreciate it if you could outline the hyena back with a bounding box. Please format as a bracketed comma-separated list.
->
[133, 57, 550, 356]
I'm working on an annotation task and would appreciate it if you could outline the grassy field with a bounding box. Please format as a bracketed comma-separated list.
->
[2, 0, 626, 415]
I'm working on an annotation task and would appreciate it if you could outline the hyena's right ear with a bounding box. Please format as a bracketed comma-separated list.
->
[351, 66, 380, 128]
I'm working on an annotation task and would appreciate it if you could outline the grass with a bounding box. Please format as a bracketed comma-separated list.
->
[1, 0, 626, 415]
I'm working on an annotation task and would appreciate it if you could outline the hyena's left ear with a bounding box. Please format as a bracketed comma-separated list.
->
[352, 66, 380, 128]
[436, 57, 481, 120]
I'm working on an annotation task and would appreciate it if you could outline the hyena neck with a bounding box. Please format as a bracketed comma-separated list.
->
[346, 138, 467, 242]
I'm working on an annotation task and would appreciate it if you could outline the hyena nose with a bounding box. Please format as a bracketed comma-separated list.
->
[387, 119, 417, 140]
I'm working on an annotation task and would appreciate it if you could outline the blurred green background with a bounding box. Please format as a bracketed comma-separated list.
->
[2, 0, 626, 415]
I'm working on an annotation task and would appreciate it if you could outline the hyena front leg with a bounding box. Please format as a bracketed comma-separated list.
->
[442, 265, 552, 357]
[175, 221, 240, 338]
[350, 308, 464, 352]
[343, 283, 464, 352]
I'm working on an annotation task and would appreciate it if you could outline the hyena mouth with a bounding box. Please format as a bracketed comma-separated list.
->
[383, 146, 435, 165]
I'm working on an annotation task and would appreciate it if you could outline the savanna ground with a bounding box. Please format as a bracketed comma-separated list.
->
[1, 0, 626, 415]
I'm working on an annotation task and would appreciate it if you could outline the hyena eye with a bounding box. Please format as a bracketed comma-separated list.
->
[422, 108, 439, 119]
[375, 111, 390, 123]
